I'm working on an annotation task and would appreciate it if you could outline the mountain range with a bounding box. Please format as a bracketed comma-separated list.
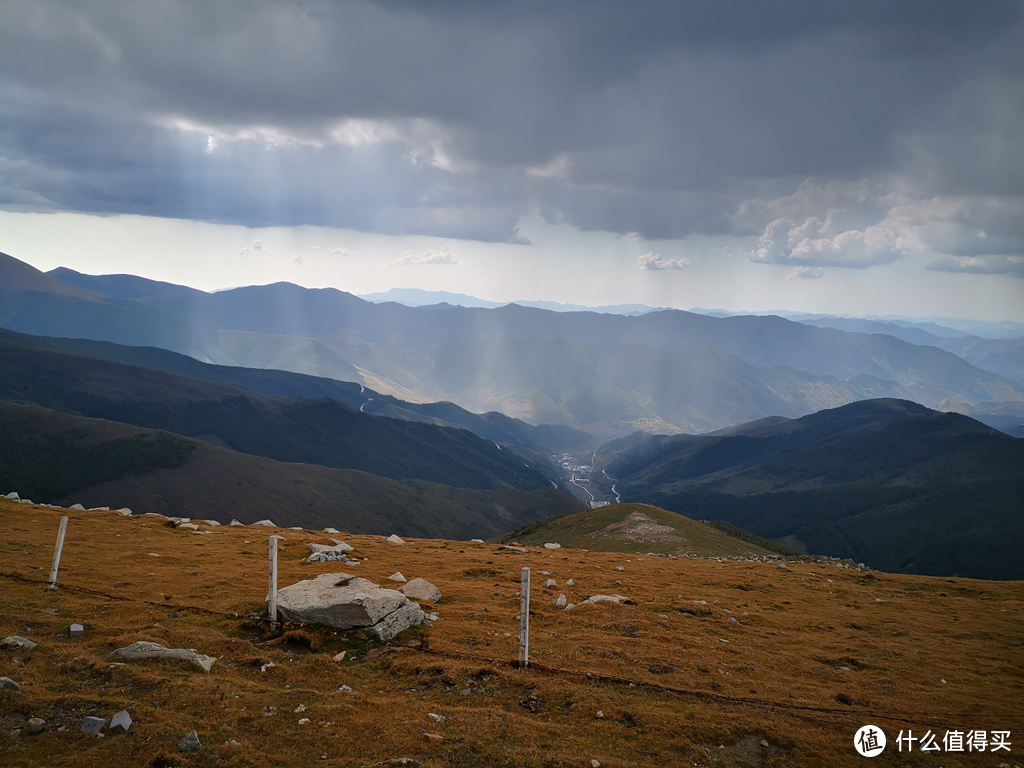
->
[1, 252, 1021, 440]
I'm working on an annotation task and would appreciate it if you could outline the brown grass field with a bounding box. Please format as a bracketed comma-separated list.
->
[1, 498, 1021, 767]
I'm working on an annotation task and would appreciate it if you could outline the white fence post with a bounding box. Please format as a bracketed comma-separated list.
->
[268, 536, 279, 629]
[519, 567, 530, 667]
[49, 516, 69, 589]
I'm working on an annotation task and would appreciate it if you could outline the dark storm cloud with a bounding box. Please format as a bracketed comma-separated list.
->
[0, 0, 1022, 253]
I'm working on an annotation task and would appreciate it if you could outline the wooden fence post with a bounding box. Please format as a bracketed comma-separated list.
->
[519, 566, 530, 667]
[49, 516, 69, 589]
[268, 536, 279, 629]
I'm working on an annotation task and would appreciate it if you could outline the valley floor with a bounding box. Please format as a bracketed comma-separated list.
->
[1, 499, 1021, 767]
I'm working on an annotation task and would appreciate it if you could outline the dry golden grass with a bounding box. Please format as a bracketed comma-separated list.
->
[1, 499, 1021, 767]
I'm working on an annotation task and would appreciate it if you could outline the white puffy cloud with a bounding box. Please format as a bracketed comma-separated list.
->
[330, 247, 356, 257]
[236, 239, 262, 255]
[750, 208, 907, 269]
[638, 252, 691, 271]
[387, 244, 458, 267]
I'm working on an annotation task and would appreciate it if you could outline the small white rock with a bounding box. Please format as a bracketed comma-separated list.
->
[386, 534, 405, 546]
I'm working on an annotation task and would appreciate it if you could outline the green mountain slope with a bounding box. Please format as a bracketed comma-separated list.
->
[0, 402, 582, 538]
[600, 399, 1024, 579]
[495, 502, 794, 558]
[0, 333, 562, 492]
[0, 328, 596, 454]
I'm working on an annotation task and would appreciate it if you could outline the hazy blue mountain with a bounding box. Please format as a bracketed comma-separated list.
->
[596, 399, 1024, 580]
[358, 287, 665, 315]
[46, 267, 205, 299]
[358, 287, 505, 308]
[5, 251, 1020, 438]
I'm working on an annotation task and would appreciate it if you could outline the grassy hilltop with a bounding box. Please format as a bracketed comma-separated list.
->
[1, 498, 1020, 767]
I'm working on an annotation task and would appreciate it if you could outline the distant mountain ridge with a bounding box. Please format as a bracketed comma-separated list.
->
[1, 251, 1021, 438]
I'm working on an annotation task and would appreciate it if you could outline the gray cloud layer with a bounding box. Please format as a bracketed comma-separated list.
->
[1, 1, 1022, 272]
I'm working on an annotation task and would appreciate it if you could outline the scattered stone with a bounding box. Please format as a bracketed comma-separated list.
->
[1, 636, 38, 651]
[179, 730, 201, 752]
[309, 551, 348, 563]
[204, 519, 221, 526]
[427, 713, 445, 723]
[728, 617, 739, 624]
[595, 710, 603, 718]
[581, 594, 633, 606]
[874, 598, 883, 603]
[388, 572, 408, 584]
[426, 613, 440, 621]
[778, 563, 787, 569]
[591, 761, 601, 768]
[565, 604, 576, 610]
[543, 543, 561, 549]
[338, 685, 354, 694]
[498, 545, 527, 553]
[323, 527, 341, 534]
[555, 594, 567, 607]
[470, 539, 484, 543]
[386, 534, 405, 546]
[422, 732, 443, 743]
[110, 710, 132, 733]
[224, 739, 242, 747]
[566, 578, 574, 586]
[229, 519, 244, 526]
[70, 623, 84, 637]
[81, 716, 106, 736]
[298, 717, 311, 725]
[252, 519, 277, 527]
[294, 704, 307, 713]
[1, 677, 21, 692]
[117, 508, 133, 516]
[176, 522, 199, 531]
[614, 566, 625, 571]
[26, 717, 45, 735]
[111, 641, 216, 672]
[760, 739, 769, 748]
[4, 492, 18, 500]
[273, 573, 426, 642]
[70, 503, 85, 510]
[309, 541, 354, 554]
[400, 578, 441, 602]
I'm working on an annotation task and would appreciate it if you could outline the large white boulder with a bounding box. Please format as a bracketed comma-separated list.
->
[272, 573, 425, 642]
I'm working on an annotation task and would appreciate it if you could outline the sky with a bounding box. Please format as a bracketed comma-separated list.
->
[1, 1, 1023, 321]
